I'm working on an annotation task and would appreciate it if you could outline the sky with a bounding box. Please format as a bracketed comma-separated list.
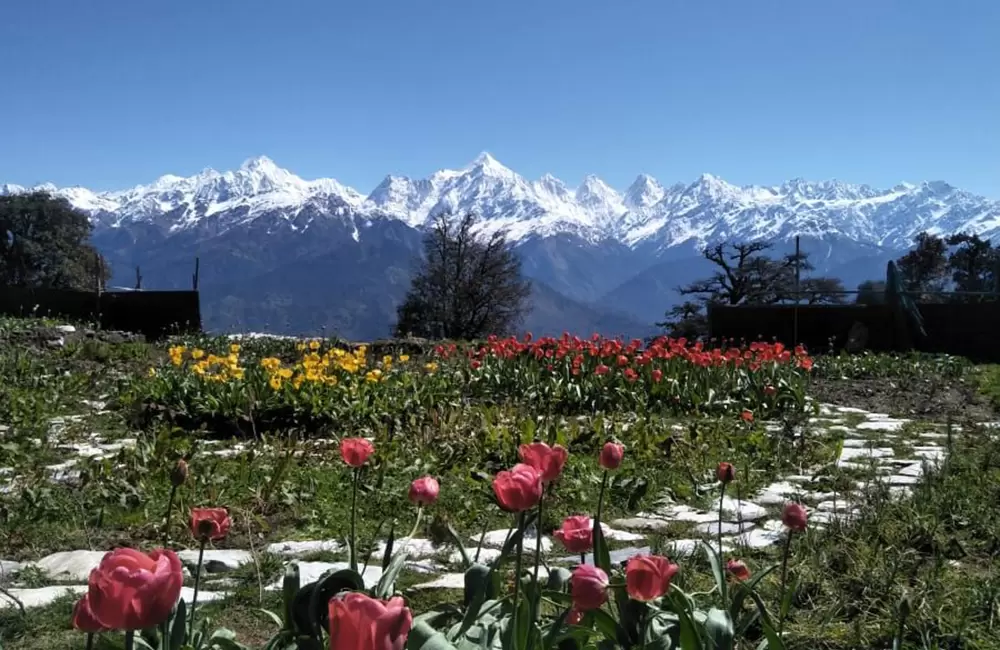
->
[1, 0, 998, 197]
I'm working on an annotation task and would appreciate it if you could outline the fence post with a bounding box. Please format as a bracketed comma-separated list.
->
[192, 257, 200, 291]
[135, 266, 142, 291]
[793, 235, 800, 346]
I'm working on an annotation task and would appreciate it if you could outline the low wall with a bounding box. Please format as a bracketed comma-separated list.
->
[0, 287, 201, 339]
[708, 302, 1000, 361]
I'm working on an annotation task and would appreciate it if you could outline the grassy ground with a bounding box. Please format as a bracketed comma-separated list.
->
[2, 318, 1000, 649]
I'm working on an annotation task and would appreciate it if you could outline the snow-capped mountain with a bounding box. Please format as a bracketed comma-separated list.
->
[5, 153, 999, 339]
[8, 152, 999, 251]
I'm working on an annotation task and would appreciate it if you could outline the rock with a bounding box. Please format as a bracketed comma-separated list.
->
[411, 573, 466, 590]
[55, 325, 77, 334]
[266, 539, 343, 557]
[473, 529, 551, 554]
[857, 419, 909, 432]
[653, 505, 717, 524]
[837, 447, 895, 466]
[816, 500, 854, 513]
[733, 528, 785, 549]
[708, 496, 768, 521]
[35, 550, 108, 581]
[833, 406, 870, 414]
[0, 585, 87, 610]
[896, 463, 926, 478]
[177, 549, 253, 573]
[370, 538, 439, 561]
[405, 561, 445, 575]
[754, 481, 801, 506]
[0, 560, 21, 582]
[695, 521, 754, 536]
[448, 548, 500, 566]
[180, 587, 224, 605]
[563, 546, 653, 567]
[271, 562, 382, 591]
[609, 517, 676, 533]
[888, 474, 920, 486]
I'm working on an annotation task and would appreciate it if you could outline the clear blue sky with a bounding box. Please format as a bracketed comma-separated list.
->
[2, 0, 998, 197]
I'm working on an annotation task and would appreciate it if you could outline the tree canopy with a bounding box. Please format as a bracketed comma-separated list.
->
[659, 241, 845, 338]
[0, 192, 110, 290]
[393, 212, 531, 339]
[889, 231, 999, 300]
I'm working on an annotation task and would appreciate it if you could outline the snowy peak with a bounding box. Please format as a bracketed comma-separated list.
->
[625, 174, 665, 209]
[5, 153, 1000, 251]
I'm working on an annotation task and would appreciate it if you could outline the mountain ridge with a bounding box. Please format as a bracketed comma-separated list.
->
[6, 153, 1000, 251]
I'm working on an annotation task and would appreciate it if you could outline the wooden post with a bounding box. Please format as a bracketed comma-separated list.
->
[793, 235, 800, 346]
[192, 257, 200, 291]
[135, 266, 142, 291]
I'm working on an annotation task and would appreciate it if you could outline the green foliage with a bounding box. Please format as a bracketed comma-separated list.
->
[0, 192, 110, 290]
[394, 212, 531, 340]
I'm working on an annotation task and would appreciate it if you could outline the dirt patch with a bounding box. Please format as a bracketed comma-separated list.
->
[810, 376, 997, 423]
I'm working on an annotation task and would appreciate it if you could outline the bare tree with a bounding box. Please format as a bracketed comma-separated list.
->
[393, 212, 531, 339]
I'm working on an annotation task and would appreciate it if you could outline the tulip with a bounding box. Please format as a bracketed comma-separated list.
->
[86, 548, 183, 630]
[625, 554, 679, 602]
[408, 476, 439, 507]
[566, 607, 584, 626]
[170, 459, 188, 487]
[569, 564, 608, 611]
[190, 507, 231, 541]
[340, 437, 375, 467]
[328, 592, 412, 650]
[492, 463, 542, 513]
[651, 368, 663, 383]
[599, 442, 624, 470]
[740, 409, 754, 423]
[716, 462, 735, 484]
[518, 442, 568, 483]
[71, 595, 106, 633]
[781, 502, 808, 532]
[553, 515, 594, 555]
[726, 559, 751, 581]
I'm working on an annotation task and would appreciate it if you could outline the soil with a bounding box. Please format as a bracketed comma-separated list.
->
[809, 376, 998, 423]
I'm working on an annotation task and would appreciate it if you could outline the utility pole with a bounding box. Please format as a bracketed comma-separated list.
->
[793, 235, 800, 346]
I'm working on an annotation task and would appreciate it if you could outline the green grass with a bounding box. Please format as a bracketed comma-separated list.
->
[3, 318, 1000, 649]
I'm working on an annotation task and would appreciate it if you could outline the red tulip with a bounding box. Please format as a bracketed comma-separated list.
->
[594, 364, 610, 376]
[716, 462, 736, 484]
[71, 595, 106, 633]
[190, 507, 231, 541]
[651, 369, 663, 383]
[764, 385, 777, 397]
[740, 409, 754, 422]
[518, 442, 568, 483]
[408, 476, 440, 506]
[341, 438, 375, 467]
[781, 502, 808, 532]
[599, 442, 624, 470]
[470, 359, 482, 370]
[492, 464, 543, 512]
[328, 592, 412, 650]
[569, 564, 608, 611]
[553, 515, 593, 554]
[566, 607, 584, 625]
[726, 559, 751, 581]
[625, 554, 679, 602]
[86, 548, 183, 630]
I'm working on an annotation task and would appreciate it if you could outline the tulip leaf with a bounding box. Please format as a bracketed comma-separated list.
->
[591, 519, 611, 575]
[381, 521, 397, 573]
[305, 568, 366, 637]
[445, 522, 473, 570]
[405, 620, 460, 650]
[588, 608, 619, 643]
[374, 546, 411, 599]
[701, 541, 727, 604]
[282, 563, 300, 632]
[545, 567, 572, 593]
[168, 599, 186, 650]
[704, 607, 735, 650]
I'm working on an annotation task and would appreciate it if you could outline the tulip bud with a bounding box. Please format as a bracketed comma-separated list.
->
[170, 459, 189, 487]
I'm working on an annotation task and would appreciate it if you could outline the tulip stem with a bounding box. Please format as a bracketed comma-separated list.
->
[510, 512, 526, 649]
[350, 467, 359, 573]
[189, 536, 207, 640]
[85, 633, 94, 650]
[124, 630, 134, 650]
[778, 531, 793, 638]
[528, 491, 545, 649]
[162, 484, 178, 546]
[718, 482, 726, 562]
[406, 506, 424, 542]
[580, 553, 587, 566]
[596, 471, 609, 525]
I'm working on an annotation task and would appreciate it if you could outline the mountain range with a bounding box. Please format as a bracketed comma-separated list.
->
[4, 154, 999, 339]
